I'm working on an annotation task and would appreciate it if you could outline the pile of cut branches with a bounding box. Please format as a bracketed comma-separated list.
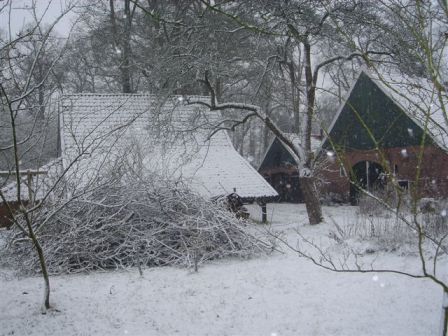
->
[2, 176, 270, 274]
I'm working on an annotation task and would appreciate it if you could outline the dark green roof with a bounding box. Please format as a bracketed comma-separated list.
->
[323, 72, 431, 151]
[258, 137, 297, 172]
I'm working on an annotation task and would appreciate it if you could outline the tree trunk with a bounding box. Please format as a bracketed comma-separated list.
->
[287, 46, 302, 134]
[301, 38, 323, 225]
[38, 86, 45, 120]
[262, 100, 272, 153]
[300, 176, 323, 225]
[263, 123, 270, 153]
[441, 289, 448, 336]
[249, 120, 256, 159]
[121, 0, 132, 93]
[35, 237, 51, 311]
[37, 65, 45, 120]
[24, 211, 51, 311]
[110, 0, 132, 93]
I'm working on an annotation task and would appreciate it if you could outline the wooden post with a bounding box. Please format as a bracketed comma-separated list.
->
[366, 161, 370, 190]
[261, 203, 267, 223]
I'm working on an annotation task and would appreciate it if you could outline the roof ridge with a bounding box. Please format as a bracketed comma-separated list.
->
[62, 93, 152, 97]
[62, 93, 211, 99]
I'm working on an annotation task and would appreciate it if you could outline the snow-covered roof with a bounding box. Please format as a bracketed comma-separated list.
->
[60, 94, 277, 200]
[324, 69, 448, 151]
[368, 70, 448, 151]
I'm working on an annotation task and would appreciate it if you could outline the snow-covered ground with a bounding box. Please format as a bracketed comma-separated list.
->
[0, 204, 443, 336]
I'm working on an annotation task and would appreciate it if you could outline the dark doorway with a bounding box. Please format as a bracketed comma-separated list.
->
[268, 173, 303, 203]
[350, 161, 385, 205]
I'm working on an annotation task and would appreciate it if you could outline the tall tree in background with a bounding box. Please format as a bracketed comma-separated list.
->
[66, 0, 139, 93]
[15, 26, 65, 119]
[109, 0, 134, 92]
[1, 21, 65, 172]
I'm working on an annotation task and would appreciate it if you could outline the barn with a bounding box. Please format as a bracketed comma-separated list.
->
[1, 94, 277, 226]
[258, 70, 448, 205]
[320, 70, 448, 203]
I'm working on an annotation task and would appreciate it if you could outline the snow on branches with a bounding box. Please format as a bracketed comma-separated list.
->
[1, 175, 271, 275]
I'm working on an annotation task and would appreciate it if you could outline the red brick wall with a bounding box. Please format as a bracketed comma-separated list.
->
[320, 145, 448, 201]
[0, 202, 22, 228]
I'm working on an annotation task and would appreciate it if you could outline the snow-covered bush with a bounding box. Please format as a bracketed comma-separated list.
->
[328, 208, 448, 254]
[1, 175, 270, 275]
[355, 189, 447, 250]
[357, 185, 411, 216]
[421, 202, 448, 237]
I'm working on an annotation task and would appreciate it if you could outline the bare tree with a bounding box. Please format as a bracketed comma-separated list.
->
[0, 0, 80, 312]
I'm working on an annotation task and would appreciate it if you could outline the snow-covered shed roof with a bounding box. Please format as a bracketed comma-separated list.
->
[323, 69, 448, 152]
[60, 94, 277, 200]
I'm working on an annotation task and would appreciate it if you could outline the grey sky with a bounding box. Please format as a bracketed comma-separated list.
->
[0, 0, 78, 38]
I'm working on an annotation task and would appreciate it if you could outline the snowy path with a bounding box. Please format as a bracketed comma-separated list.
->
[0, 204, 442, 336]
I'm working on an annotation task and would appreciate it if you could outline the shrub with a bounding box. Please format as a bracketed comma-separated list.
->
[329, 200, 448, 255]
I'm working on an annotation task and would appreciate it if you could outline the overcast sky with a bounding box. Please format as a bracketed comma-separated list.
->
[0, 0, 78, 38]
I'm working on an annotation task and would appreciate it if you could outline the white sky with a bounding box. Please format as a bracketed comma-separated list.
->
[0, 0, 78, 38]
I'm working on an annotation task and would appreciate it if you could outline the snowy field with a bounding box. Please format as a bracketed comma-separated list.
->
[0, 203, 443, 336]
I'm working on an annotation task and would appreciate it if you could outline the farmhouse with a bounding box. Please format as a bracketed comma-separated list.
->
[321, 70, 448, 203]
[258, 70, 448, 204]
[0, 94, 277, 226]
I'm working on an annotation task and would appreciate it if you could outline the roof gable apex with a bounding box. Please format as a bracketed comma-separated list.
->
[323, 70, 433, 151]
[258, 137, 298, 172]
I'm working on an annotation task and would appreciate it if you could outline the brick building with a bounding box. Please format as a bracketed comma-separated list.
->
[259, 70, 448, 204]
[320, 70, 448, 203]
